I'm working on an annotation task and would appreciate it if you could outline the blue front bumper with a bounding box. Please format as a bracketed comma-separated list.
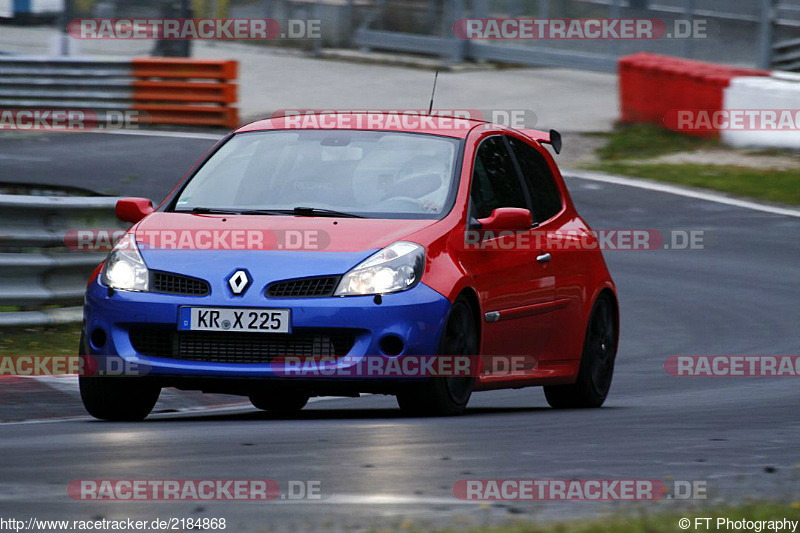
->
[83, 259, 451, 379]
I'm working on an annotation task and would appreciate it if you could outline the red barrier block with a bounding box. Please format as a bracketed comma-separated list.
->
[618, 53, 768, 137]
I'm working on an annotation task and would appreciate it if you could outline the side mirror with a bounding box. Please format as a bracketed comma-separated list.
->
[116, 198, 154, 224]
[477, 208, 532, 231]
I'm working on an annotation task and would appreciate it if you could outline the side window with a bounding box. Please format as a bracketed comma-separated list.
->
[470, 136, 528, 220]
[508, 137, 563, 223]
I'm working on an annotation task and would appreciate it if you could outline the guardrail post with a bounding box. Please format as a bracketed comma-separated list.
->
[344, 0, 354, 47]
[153, 0, 193, 57]
[311, 1, 323, 56]
[759, 0, 776, 69]
[682, 0, 694, 59]
[58, 0, 75, 56]
[539, 0, 550, 19]
[473, 0, 488, 19]
[449, 0, 465, 64]
[610, 0, 621, 60]
[179, 0, 193, 57]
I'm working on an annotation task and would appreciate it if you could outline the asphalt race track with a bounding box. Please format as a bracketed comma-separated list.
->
[1, 132, 799, 531]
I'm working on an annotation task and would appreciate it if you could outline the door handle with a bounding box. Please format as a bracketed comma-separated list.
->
[536, 253, 552, 264]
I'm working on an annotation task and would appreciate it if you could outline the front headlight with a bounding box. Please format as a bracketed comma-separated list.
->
[100, 233, 149, 292]
[335, 241, 425, 296]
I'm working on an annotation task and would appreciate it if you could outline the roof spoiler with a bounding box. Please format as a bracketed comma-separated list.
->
[519, 128, 562, 155]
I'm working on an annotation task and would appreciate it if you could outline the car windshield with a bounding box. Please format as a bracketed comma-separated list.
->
[173, 130, 462, 219]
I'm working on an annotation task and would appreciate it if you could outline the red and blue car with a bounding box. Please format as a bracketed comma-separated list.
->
[80, 113, 619, 420]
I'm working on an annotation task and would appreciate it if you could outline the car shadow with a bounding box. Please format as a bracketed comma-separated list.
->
[134, 404, 584, 423]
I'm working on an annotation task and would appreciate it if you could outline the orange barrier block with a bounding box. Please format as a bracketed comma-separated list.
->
[133, 103, 239, 129]
[132, 81, 237, 104]
[130, 58, 240, 129]
[132, 58, 238, 80]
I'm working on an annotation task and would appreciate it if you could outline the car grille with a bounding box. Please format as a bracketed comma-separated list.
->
[129, 328, 174, 357]
[151, 271, 210, 296]
[265, 276, 340, 298]
[129, 327, 355, 364]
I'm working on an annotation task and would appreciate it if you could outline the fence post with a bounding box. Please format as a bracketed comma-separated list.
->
[682, 0, 694, 59]
[450, 0, 466, 64]
[344, 0, 354, 46]
[610, 0, 620, 60]
[509, 0, 523, 18]
[179, 0, 192, 57]
[311, 1, 322, 56]
[758, 0, 776, 69]
[58, 0, 75, 56]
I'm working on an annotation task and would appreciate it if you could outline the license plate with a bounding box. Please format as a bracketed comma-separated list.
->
[179, 307, 291, 333]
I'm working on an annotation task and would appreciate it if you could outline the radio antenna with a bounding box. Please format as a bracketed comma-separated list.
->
[427, 70, 439, 115]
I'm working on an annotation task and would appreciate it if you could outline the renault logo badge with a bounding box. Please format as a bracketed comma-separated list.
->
[228, 270, 251, 296]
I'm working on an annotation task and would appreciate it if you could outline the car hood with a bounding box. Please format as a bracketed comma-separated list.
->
[134, 212, 437, 281]
[135, 212, 437, 251]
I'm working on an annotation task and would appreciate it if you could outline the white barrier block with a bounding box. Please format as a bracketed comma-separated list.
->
[722, 75, 800, 150]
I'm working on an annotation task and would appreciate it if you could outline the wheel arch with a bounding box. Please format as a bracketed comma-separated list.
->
[453, 286, 482, 351]
[589, 286, 620, 353]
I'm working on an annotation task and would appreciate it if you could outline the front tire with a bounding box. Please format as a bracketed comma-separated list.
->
[396, 296, 477, 417]
[544, 293, 617, 409]
[79, 376, 161, 421]
[78, 333, 161, 421]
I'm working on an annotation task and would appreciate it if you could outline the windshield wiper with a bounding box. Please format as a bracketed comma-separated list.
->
[237, 207, 364, 218]
[175, 207, 242, 215]
[237, 209, 297, 216]
[175, 207, 365, 218]
[290, 206, 365, 218]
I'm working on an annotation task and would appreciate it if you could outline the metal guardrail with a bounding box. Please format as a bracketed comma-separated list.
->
[0, 56, 240, 128]
[0, 194, 124, 327]
[772, 37, 800, 71]
[351, 0, 799, 71]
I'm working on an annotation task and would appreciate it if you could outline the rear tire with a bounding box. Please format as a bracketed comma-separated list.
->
[396, 296, 477, 417]
[78, 333, 161, 421]
[544, 294, 617, 409]
[249, 390, 309, 414]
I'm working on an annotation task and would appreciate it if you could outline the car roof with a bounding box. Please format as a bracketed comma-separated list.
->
[235, 111, 490, 139]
